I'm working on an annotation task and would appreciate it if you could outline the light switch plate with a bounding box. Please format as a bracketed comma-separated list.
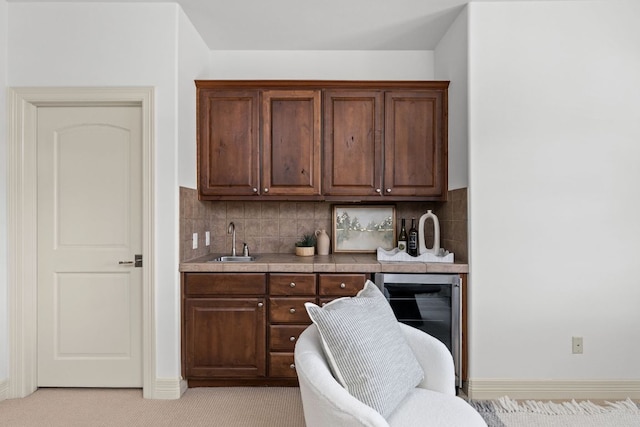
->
[205, 231, 210, 246]
[192, 233, 198, 249]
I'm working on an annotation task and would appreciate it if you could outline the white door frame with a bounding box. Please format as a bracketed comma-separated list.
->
[7, 87, 156, 398]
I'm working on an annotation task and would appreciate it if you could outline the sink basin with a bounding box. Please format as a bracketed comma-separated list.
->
[209, 256, 256, 262]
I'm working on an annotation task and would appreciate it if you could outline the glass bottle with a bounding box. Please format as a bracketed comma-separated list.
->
[397, 218, 407, 252]
[407, 218, 418, 256]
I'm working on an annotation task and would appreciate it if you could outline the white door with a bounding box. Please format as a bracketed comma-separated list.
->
[37, 106, 143, 387]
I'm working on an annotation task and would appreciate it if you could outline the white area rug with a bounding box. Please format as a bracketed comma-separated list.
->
[469, 396, 640, 427]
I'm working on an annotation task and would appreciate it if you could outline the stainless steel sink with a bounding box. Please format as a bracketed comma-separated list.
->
[209, 256, 256, 262]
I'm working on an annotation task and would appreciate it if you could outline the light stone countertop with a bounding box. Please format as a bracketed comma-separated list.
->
[179, 253, 468, 274]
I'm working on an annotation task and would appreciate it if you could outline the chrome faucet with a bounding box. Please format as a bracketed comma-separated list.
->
[228, 222, 236, 256]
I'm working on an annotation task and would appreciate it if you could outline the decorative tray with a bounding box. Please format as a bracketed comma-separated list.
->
[376, 247, 454, 263]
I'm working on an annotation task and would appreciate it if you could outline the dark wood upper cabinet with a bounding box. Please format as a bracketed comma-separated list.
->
[198, 89, 260, 197]
[384, 90, 447, 198]
[262, 90, 321, 196]
[196, 80, 448, 201]
[323, 90, 383, 197]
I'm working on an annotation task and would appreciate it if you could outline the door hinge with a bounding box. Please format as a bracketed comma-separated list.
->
[135, 254, 143, 268]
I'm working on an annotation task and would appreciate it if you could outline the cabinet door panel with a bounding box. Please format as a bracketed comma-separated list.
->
[262, 90, 321, 196]
[198, 90, 260, 196]
[323, 91, 383, 196]
[185, 298, 266, 378]
[384, 91, 446, 198]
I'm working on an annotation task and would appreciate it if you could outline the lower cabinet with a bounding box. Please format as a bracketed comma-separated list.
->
[183, 273, 267, 385]
[184, 298, 266, 378]
[182, 271, 368, 386]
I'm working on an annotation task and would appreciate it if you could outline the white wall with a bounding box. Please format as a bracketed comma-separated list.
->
[208, 50, 434, 81]
[434, 6, 468, 190]
[0, 0, 8, 387]
[177, 9, 210, 190]
[468, 0, 640, 392]
[5, 2, 184, 384]
[171, 8, 211, 374]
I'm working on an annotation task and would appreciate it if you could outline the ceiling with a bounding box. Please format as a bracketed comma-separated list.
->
[9, 0, 536, 50]
[179, 0, 473, 50]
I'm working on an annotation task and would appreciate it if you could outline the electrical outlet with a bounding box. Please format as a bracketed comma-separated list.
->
[205, 231, 210, 246]
[572, 336, 583, 354]
[192, 233, 198, 249]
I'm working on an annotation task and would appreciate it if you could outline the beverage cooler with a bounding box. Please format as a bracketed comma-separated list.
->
[374, 273, 462, 388]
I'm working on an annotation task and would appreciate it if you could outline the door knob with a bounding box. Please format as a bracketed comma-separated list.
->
[118, 255, 142, 267]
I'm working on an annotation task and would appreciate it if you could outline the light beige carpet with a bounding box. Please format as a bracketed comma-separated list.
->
[0, 387, 306, 427]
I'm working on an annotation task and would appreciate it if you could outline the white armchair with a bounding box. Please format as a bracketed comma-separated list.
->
[294, 323, 487, 427]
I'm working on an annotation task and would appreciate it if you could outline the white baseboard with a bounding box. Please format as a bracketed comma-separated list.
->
[0, 379, 8, 402]
[467, 379, 640, 400]
[145, 378, 188, 400]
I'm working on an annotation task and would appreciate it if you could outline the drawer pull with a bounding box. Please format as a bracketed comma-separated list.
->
[289, 308, 296, 314]
[290, 364, 296, 370]
[340, 283, 346, 289]
[257, 302, 264, 308]
[289, 336, 296, 342]
[290, 282, 296, 288]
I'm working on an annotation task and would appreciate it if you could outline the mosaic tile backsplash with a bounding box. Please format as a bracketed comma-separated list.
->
[180, 187, 468, 263]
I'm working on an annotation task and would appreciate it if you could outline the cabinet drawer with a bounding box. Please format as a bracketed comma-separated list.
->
[269, 297, 314, 323]
[269, 325, 308, 351]
[185, 273, 266, 296]
[269, 274, 316, 295]
[318, 274, 367, 296]
[269, 353, 297, 378]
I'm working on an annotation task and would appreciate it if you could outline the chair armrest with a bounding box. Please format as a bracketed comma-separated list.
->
[399, 322, 456, 395]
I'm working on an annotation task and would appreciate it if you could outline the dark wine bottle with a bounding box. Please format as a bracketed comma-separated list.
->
[397, 218, 407, 252]
[407, 218, 418, 256]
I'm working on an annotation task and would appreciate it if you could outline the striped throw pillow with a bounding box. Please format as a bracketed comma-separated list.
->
[304, 280, 424, 418]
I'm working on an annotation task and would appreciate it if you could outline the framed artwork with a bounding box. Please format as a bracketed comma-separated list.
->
[332, 205, 396, 253]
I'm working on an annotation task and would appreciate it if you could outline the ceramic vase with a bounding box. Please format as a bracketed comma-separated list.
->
[315, 229, 330, 255]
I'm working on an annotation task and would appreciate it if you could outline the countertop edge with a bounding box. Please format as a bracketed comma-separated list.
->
[179, 254, 468, 274]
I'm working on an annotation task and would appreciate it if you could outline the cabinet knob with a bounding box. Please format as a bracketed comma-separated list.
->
[340, 283, 346, 289]
[375, 188, 381, 193]
[289, 336, 296, 342]
[252, 187, 258, 193]
[289, 308, 296, 314]
[289, 364, 296, 370]
[264, 188, 269, 193]
[257, 302, 264, 308]
[290, 282, 296, 288]
[386, 188, 391, 193]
